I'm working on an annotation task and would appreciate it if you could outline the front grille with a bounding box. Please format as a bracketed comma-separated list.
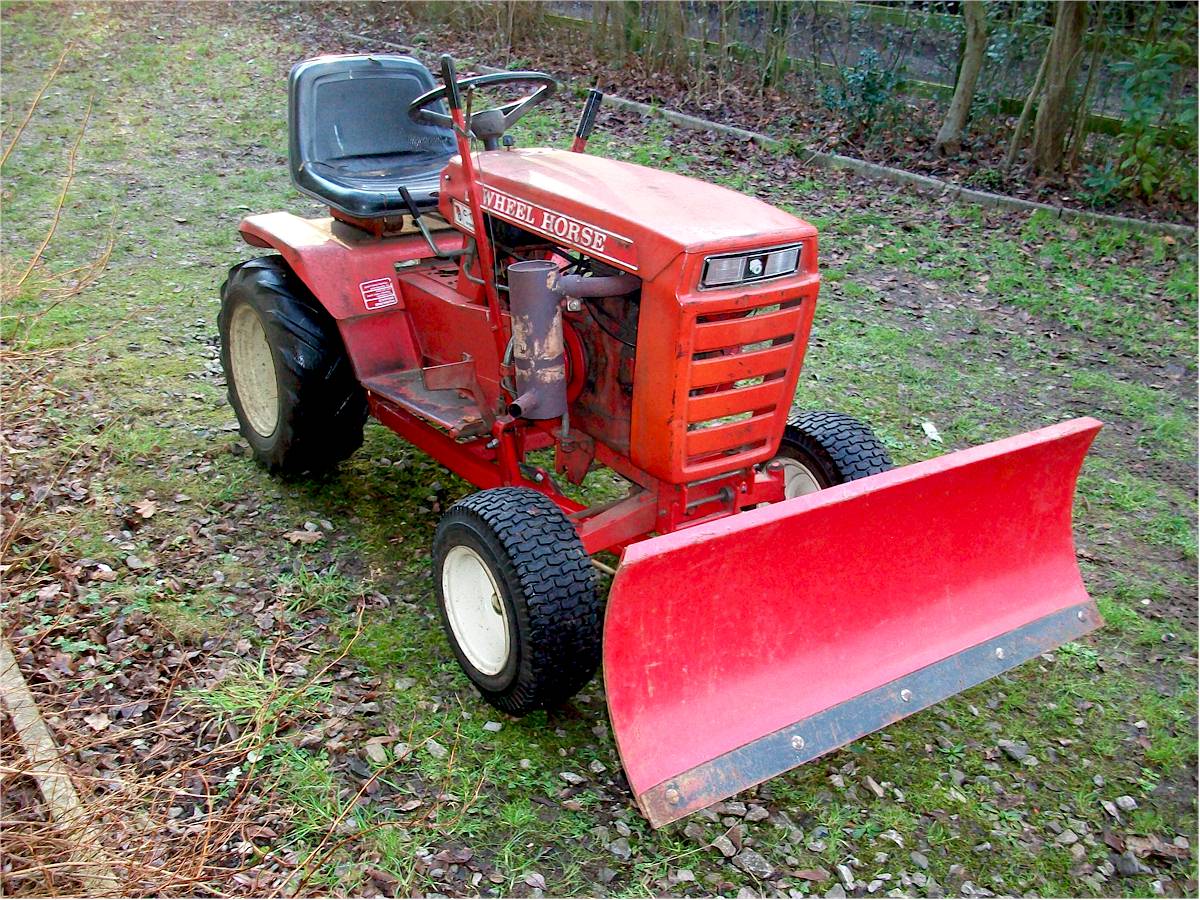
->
[683, 298, 806, 469]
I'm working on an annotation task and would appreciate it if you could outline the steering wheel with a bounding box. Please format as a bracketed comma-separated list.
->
[409, 65, 558, 151]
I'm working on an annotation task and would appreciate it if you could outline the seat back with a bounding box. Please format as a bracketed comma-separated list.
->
[288, 55, 455, 214]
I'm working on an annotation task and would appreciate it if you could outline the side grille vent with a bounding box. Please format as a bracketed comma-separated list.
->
[684, 298, 805, 467]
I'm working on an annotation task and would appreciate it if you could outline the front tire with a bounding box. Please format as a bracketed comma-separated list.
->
[218, 255, 366, 476]
[432, 488, 601, 716]
[771, 410, 893, 498]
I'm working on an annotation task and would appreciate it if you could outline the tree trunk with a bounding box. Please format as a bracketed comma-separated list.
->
[1004, 38, 1050, 172]
[592, 0, 613, 59]
[1031, 0, 1089, 177]
[647, 1, 688, 78]
[623, 0, 643, 55]
[1065, 23, 1103, 174]
[761, 1, 792, 89]
[933, 0, 989, 156]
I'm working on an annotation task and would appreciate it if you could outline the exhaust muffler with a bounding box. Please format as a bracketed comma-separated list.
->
[506, 259, 638, 420]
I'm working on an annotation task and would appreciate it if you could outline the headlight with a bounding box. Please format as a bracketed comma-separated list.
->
[700, 244, 801, 289]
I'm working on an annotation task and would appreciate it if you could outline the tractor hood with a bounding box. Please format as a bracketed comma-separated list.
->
[439, 148, 815, 281]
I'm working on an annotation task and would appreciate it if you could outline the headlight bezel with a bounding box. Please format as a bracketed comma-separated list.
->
[699, 243, 803, 291]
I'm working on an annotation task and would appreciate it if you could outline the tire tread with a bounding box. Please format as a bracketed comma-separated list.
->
[219, 255, 366, 476]
[782, 410, 893, 484]
[434, 488, 600, 715]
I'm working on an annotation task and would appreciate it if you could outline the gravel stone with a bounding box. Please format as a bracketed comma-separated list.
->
[825, 886, 847, 899]
[997, 739, 1029, 761]
[683, 822, 706, 842]
[482, 721, 503, 732]
[910, 851, 929, 870]
[1113, 851, 1149, 877]
[745, 804, 770, 822]
[711, 835, 737, 858]
[1056, 829, 1079, 846]
[608, 838, 632, 860]
[733, 849, 774, 878]
[836, 863, 855, 890]
[424, 738, 448, 759]
[559, 771, 586, 786]
[1115, 795, 1138, 812]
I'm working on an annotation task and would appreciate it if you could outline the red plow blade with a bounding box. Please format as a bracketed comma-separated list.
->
[603, 418, 1103, 827]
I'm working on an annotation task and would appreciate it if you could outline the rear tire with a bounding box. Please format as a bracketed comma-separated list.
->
[771, 410, 893, 497]
[432, 488, 601, 716]
[218, 255, 366, 476]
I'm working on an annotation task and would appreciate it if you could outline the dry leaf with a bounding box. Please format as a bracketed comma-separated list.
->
[364, 739, 389, 765]
[135, 498, 158, 518]
[284, 530, 323, 545]
[84, 712, 110, 732]
[91, 563, 117, 582]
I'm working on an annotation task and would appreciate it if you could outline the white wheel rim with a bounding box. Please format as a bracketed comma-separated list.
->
[775, 456, 823, 498]
[229, 303, 279, 438]
[442, 545, 511, 676]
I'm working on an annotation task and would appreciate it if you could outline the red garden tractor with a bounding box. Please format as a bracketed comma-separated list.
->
[219, 54, 1103, 826]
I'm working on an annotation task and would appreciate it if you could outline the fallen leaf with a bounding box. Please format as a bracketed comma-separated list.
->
[91, 564, 117, 582]
[921, 420, 943, 443]
[524, 873, 546, 890]
[84, 713, 111, 732]
[795, 868, 831, 881]
[135, 498, 157, 518]
[284, 530, 323, 545]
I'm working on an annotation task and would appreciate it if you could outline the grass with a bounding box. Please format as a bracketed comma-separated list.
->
[2, 3, 1196, 897]
[189, 654, 333, 743]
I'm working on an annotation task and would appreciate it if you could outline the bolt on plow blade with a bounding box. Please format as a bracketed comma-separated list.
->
[604, 417, 1103, 827]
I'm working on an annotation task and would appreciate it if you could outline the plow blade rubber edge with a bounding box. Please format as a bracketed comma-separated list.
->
[604, 417, 1103, 827]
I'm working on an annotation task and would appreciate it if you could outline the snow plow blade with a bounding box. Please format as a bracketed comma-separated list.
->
[604, 417, 1103, 827]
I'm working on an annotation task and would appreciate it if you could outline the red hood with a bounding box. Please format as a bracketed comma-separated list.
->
[440, 148, 815, 280]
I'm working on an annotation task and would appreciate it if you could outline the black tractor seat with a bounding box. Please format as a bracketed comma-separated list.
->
[288, 54, 456, 219]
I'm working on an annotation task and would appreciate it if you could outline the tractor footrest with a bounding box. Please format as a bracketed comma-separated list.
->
[363, 370, 488, 439]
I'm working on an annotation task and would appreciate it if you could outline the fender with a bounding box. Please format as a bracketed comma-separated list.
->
[238, 212, 464, 320]
[238, 212, 466, 380]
